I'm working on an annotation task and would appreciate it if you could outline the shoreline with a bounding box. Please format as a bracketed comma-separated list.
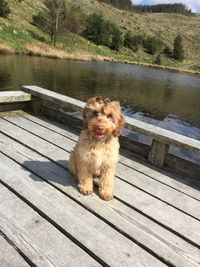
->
[1, 43, 200, 76]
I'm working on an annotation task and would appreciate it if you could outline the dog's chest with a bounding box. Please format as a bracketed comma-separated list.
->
[79, 139, 119, 170]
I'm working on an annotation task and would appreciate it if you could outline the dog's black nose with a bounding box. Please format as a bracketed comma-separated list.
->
[97, 126, 105, 132]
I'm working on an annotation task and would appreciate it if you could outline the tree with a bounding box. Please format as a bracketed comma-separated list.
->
[33, 0, 66, 46]
[83, 13, 104, 45]
[173, 35, 185, 61]
[132, 3, 192, 15]
[110, 26, 122, 51]
[98, 0, 132, 10]
[64, 8, 85, 34]
[154, 54, 161, 65]
[124, 31, 141, 52]
[163, 45, 172, 58]
[83, 13, 122, 50]
[0, 0, 11, 18]
[143, 36, 163, 55]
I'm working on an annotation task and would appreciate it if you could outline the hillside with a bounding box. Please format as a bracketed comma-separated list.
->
[0, 0, 200, 73]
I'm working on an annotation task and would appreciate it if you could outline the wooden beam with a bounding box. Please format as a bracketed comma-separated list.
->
[125, 116, 200, 154]
[22, 85, 84, 111]
[0, 91, 31, 103]
[148, 140, 170, 167]
[22, 85, 200, 157]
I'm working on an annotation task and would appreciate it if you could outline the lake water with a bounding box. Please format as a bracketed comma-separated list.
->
[0, 54, 200, 142]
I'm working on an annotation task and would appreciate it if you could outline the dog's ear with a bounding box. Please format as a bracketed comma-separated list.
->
[82, 107, 88, 129]
[111, 101, 125, 137]
[82, 97, 98, 129]
[113, 112, 125, 137]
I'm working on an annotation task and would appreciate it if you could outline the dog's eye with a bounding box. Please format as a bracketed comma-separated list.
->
[107, 114, 113, 119]
[93, 111, 99, 116]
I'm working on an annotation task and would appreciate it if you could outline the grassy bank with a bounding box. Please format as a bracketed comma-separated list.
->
[0, 0, 200, 75]
[1, 38, 200, 76]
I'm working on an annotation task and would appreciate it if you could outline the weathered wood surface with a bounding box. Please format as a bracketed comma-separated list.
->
[0, 91, 31, 103]
[2, 114, 200, 220]
[0, 113, 200, 267]
[0, 153, 164, 267]
[21, 112, 200, 200]
[125, 116, 200, 154]
[22, 85, 84, 111]
[0, 136, 198, 267]
[0, 235, 30, 267]
[0, 183, 100, 267]
[148, 140, 170, 167]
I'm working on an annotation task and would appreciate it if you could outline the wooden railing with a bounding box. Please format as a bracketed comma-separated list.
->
[22, 85, 200, 172]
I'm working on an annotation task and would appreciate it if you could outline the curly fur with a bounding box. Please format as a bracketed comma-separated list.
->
[69, 96, 125, 200]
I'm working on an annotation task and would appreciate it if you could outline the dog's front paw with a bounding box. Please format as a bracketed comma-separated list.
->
[99, 189, 113, 201]
[78, 184, 93, 195]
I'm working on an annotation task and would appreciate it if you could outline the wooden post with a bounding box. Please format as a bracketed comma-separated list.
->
[148, 139, 170, 168]
[28, 95, 44, 114]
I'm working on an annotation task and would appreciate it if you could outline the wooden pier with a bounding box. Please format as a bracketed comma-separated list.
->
[0, 86, 200, 267]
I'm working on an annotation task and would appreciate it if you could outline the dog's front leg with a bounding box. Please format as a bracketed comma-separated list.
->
[77, 165, 93, 195]
[99, 166, 115, 201]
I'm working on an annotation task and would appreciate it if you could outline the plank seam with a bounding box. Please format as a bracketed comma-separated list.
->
[116, 175, 200, 222]
[0, 230, 36, 267]
[20, 114, 79, 141]
[119, 160, 200, 202]
[115, 196, 200, 250]
[1, 117, 71, 153]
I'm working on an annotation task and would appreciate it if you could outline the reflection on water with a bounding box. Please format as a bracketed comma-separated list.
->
[0, 54, 200, 141]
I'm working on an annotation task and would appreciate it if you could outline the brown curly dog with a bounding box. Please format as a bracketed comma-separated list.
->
[69, 96, 125, 200]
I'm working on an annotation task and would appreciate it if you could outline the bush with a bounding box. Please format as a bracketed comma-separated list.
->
[143, 36, 163, 55]
[83, 13, 104, 45]
[163, 45, 173, 58]
[173, 35, 185, 61]
[0, 0, 11, 18]
[83, 13, 122, 50]
[154, 54, 161, 65]
[124, 32, 144, 52]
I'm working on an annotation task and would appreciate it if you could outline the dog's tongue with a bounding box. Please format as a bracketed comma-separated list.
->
[95, 132, 105, 139]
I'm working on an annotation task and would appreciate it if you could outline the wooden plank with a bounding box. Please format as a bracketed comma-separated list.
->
[3, 115, 200, 221]
[21, 113, 200, 200]
[0, 184, 100, 267]
[125, 116, 200, 154]
[148, 140, 170, 167]
[0, 148, 199, 267]
[120, 151, 200, 201]
[21, 112, 79, 141]
[22, 85, 200, 154]
[0, 91, 31, 103]
[2, 114, 76, 151]
[0, 153, 164, 267]
[0, 117, 69, 163]
[0, 131, 200, 265]
[22, 85, 85, 111]
[0, 235, 30, 267]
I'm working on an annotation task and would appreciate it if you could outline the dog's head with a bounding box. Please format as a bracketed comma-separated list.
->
[82, 96, 125, 140]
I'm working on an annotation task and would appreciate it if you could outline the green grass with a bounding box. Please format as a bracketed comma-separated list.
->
[0, 0, 199, 74]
